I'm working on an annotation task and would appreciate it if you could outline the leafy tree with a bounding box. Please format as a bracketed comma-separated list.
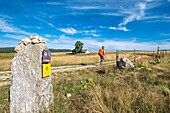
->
[72, 41, 84, 53]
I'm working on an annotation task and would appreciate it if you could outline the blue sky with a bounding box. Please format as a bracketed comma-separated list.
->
[0, 0, 170, 51]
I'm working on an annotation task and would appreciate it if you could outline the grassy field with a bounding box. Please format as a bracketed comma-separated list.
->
[0, 53, 15, 71]
[0, 52, 133, 71]
[47, 55, 170, 113]
[1, 54, 169, 113]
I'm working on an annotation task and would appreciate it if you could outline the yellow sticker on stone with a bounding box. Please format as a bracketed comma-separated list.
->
[43, 64, 51, 78]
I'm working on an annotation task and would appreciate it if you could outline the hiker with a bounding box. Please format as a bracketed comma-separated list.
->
[98, 46, 105, 65]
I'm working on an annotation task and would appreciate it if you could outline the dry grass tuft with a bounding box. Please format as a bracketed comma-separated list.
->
[0, 59, 12, 71]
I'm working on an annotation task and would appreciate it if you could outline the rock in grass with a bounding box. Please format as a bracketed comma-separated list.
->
[66, 93, 72, 97]
[117, 57, 134, 69]
[122, 57, 134, 68]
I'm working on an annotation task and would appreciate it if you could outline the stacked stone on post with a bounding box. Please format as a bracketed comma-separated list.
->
[10, 36, 53, 113]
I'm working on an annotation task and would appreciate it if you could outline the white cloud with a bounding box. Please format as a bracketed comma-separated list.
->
[91, 34, 99, 37]
[58, 27, 78, 35]
[132, 38, 137, 42]
[142, 15, 170, 23]
[36, 27, 41, 29]
[0, 40, 19, 47]
[100, 12, 123, 16]
[0, 14, 13, 19]
[145, 1, 164, 10]
[109, 27, 116, 30]
[45, 34, 51, 37]
[99, 26, 106, 28]
[83, 30, 96, 34]
[118, 27, 129, 31]
[98, 1, 162, 18]
[33, 17, 58, 30]
[43, 2, 62, 5]
[3, 34, 50, 43]
[69, 6, 99, 10]
[144, 19, 170, 23]
[0, 18, 33, 36]
[20, 25, 32, 29]
[57, 28, 99, 36]
[102, 40, 168, 51]
[0, 19, 16, 32]
[68, 12, 84, 16]
[82, 39, 169, 51]
[2, 34, 169, 51]
[109, 26, 129, 32]
[119, 2, 146, 26]
[81, 30, 100, 37]
[118, 0, 164, 26]
[48, 34, 75, 49]
[67, 6, 110, 10]
[49, 35, 101, 49]
[47, 35, 169, 51]
[139, 2, 146, 10]
[142, 16, 162, 20]
[3, 34, 27, 40]
[145, 0, 153, 2]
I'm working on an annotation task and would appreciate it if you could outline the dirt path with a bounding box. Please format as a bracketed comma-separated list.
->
[0, 56, 140, 87]
[0, 61, 114, 87]
[51, 56, 140, 73]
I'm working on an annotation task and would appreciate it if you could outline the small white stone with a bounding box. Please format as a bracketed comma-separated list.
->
[29, 36, 36, 40]
[41, 41, 46, 44]
[14, 42, 25, 52]
[34, 35, 39, 39]
[66, 93, 71, 97]
[37, 36, 45, 43]
[22, 38, 31, 46]
[32, 39, 39, 44]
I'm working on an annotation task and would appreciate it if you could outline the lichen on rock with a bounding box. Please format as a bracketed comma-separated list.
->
[10, 36, 53, 113]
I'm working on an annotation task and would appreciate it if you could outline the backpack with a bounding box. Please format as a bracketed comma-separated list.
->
[98, 49, 101, 56]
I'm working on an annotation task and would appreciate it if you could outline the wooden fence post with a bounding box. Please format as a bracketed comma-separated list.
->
[165, 50, 167, 57]
[116, 50, 119, 68]
[157, 46, 160, 58]
[162, 50, 165, 63]
[153, 51, 155, 61]
[134, 49, 136, 63]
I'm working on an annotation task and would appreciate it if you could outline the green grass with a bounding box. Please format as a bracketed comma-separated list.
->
[0, 56, 170, 113]
[48, 57, 170, 113]
[0, 53, 15, 60]
[0, 86, 10, 112]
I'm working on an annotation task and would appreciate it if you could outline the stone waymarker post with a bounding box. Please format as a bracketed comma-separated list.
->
[10, 36, 54, 113]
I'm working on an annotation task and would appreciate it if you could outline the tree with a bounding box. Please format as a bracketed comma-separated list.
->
[72, 41, 84, 53]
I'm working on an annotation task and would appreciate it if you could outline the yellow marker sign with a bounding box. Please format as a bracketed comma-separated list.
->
[43, 64, 51, 78]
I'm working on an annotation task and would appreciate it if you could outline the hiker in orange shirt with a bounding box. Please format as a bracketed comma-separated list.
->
[98, 46, 105, 65]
